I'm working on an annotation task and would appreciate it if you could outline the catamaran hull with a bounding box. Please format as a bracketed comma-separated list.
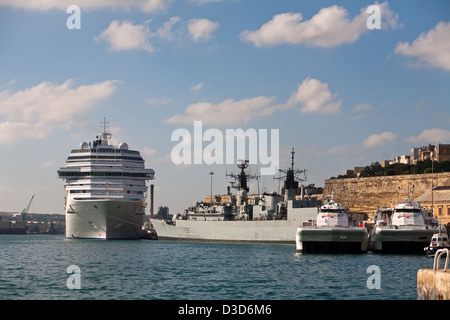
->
[370, 227, 435, 253]
[296, 227, 368, 253]
[66, 199, 145, 239]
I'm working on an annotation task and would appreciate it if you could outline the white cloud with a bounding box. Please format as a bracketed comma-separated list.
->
[147, 96, 172, 106]
[0, 122, 50, 144]
[287, 78, 342, 115]
[2, 79, 16, 87]
[352, 103, 374, 112]
[0, 0, 167, 12]
[189, 0, 222, 4]
[96, 17, 219, 53]
[363, 131, 396, 148]
[240, 2, 398, 48]
[328, 145, 353, 155]
[190, 82, 205, 91]
[165, 96, 276, 126]
[0, 79, 117, 144]
[152, 16, 182, 41]
[404, 128, 450, 144]
[142, 147, 157, 159]
[96, 20, 155, 53]
[394, 22, 450, 71]
[166, 78, 343, 126]
[188, 18, 220, 42]
[36, 160, 56, 168]
[351, 103, 375, 120]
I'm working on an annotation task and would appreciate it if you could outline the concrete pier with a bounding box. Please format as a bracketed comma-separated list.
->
[417, 269, 450, 300]
[417, 249, 450, 300]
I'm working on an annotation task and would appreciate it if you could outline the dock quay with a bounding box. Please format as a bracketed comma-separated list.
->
[417, 249, 450, 300]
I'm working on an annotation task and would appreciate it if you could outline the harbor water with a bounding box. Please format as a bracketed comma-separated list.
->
[0, 234, 433, 300]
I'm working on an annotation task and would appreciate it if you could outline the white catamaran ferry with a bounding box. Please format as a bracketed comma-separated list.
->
[57, 119, 155, 239]
[369, 199, 436, 253]
[296, 198, 368, 253]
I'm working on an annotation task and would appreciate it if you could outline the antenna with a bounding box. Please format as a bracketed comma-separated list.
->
[274, 147, 307, 201]
[101, 117, 110, 133]
[226, 160, 259, 192]
[99, 117, 112, 145]
[291, 147, 295, 171]
[274, 147, 307, 184]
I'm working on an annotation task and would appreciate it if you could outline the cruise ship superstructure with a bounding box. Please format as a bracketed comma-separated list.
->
[57, 120, 155, 239]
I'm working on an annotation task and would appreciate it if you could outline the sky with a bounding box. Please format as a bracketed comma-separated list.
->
[0, 0, 449, 215]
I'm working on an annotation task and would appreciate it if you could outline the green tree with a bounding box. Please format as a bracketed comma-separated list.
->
[360, 161, 384, 177]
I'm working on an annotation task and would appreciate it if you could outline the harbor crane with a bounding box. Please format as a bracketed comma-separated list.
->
[21, 194, 35, 222]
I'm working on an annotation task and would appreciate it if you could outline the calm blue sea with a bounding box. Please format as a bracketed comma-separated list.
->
[0, 234, 433, 300]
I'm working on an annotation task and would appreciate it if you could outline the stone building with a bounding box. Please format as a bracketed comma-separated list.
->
[436, 143, 450, 163]
[413, 143, 450, 163]
[418, 144, 435, 162]
[416, 186, 450, 226]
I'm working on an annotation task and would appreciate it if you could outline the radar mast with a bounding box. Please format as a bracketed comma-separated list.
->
[274, 148, 307, 201]
[100, 117, 112, 145]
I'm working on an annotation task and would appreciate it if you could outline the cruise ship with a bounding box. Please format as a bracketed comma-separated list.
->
[57, 120, 155, 239]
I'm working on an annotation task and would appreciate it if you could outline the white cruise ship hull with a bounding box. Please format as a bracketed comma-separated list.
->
[296, 227, 368, 253]
[66, 199, 145, 239]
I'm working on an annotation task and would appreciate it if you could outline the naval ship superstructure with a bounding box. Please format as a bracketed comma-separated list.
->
[150, 149, 320, 243]
[57, 120, 155, 239]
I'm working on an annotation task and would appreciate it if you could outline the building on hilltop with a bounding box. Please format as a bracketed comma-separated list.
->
[393, 155, 411, 165]
[418, 144, 436, 162]
[343, 143, 450, 177]
[410, 143, 450, 164]
[344, 166, 365, 178]
[381, 160, 393, 168]
[410, 147, 420, 165]
[436, 143, 450, 163]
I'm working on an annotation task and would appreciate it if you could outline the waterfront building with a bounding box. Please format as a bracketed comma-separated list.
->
[416, 186, 450, 226]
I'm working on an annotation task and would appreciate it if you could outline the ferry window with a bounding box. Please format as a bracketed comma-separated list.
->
[396, 208, 421, 213]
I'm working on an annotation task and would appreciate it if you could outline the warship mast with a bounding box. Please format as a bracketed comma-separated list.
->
[226, 160, 259, 220]
[275, 147, 307, 202]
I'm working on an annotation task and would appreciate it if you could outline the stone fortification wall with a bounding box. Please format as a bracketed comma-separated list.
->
[323, 172, 450, 218]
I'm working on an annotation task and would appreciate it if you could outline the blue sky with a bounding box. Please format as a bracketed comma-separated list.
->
[0, 0, 449, 214]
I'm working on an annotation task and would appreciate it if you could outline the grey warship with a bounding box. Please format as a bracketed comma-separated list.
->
[150, 149, 320, 243]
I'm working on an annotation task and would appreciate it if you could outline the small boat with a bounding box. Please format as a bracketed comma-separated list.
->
[140, 222, 158, 240]
[424, 228, 450, 258]
[296, 198, 368, 253]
